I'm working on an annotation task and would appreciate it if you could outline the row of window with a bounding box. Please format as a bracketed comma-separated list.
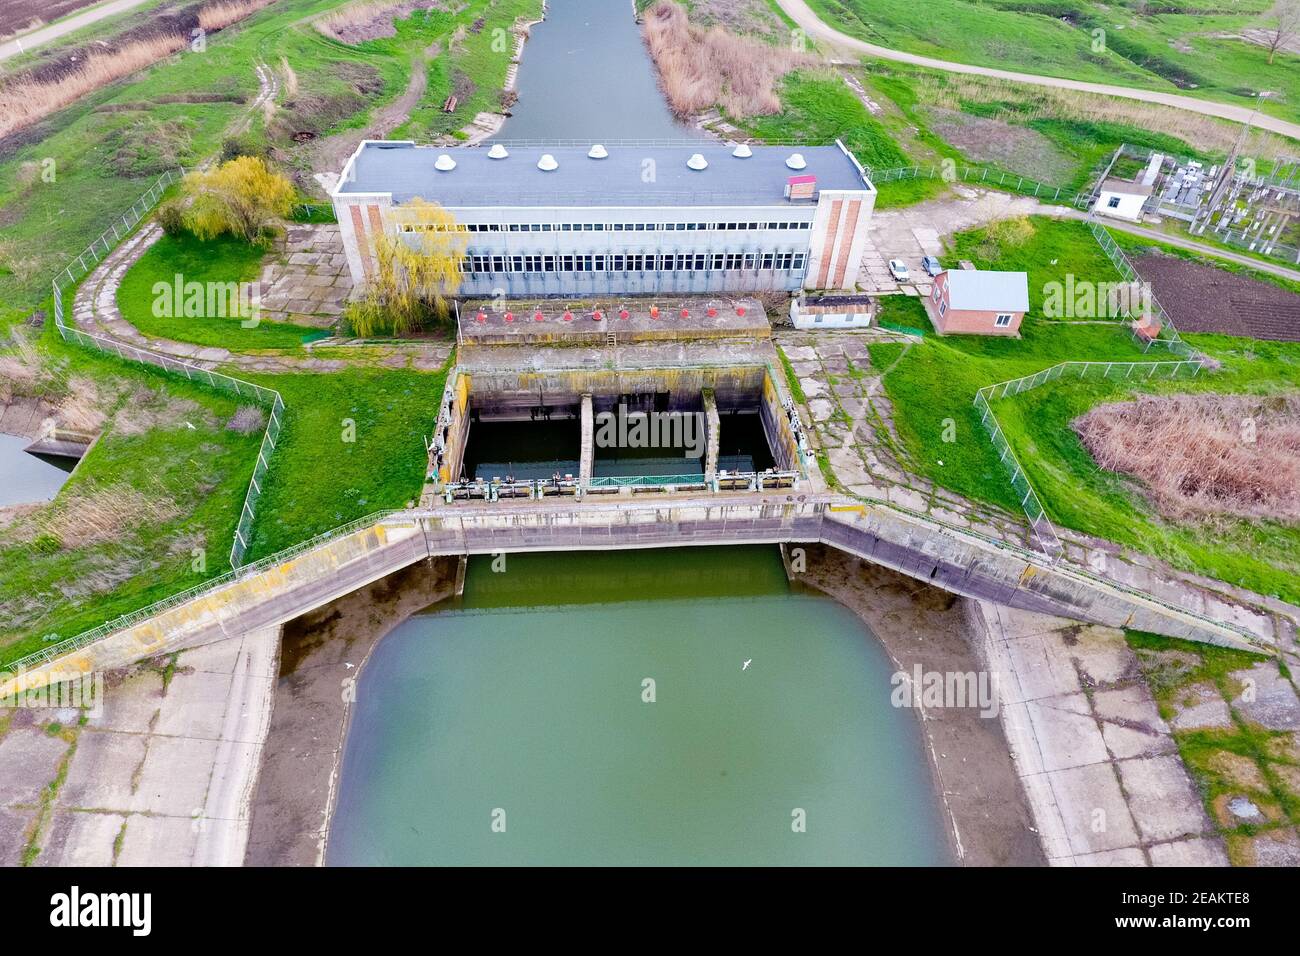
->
[460, 252, 808, 275]
[401, 220, 814, 234]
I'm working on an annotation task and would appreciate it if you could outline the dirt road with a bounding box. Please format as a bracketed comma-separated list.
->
[774, 0, 1300, 142]
[0, 0, 150, 62]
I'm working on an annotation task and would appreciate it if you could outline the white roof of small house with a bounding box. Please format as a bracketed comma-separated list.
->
[943, 270, 1029, 312]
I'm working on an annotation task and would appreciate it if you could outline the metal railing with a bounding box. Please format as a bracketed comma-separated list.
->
[588, 474, 708, 488]
[866, 164, 1088, 207]
[1087, 220, 1193, 356]
[973, 359, 1207, 559]
[47, 166, 284, 569]
[3, 509, 403, 674]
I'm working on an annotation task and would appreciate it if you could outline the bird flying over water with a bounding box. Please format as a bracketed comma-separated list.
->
[742, 659, 752, 671]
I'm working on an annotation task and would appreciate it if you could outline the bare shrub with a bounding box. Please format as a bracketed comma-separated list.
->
[226, 404, 267, 434]
[642, 0, 813, 120]
[0, 238, 42, 286]
[198, 0, 274, 32]
[1073, 392, 1300, 523]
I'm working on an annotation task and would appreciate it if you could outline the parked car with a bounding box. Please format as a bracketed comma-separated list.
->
[921, 255, 942, 277]
[887, 259, 910, 281]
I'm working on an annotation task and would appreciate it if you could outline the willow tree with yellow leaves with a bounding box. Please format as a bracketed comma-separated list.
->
[346, 197, 467, 337]
[182, 156, 295, 244]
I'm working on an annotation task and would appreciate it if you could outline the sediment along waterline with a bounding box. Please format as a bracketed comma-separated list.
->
[325, 547, 953, 866]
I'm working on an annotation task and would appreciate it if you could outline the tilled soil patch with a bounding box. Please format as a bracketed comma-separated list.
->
[1133, 252, 1300, 342]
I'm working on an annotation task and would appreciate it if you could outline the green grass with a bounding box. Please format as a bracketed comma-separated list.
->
[0, 334, 262, 667]
[869, 320, 1149, 512]
[242, 364, 449, 559]
[947, 217, 1128, 315]
[739, 71, 947, 208]
[116, 232, 330, 349]
[804, 0, 1300, 124]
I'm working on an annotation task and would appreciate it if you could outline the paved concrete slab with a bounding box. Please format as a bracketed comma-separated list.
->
[1169, 681, 1234, 731]
[87, 670, 164, 733]
[1118, 755, 1210, 843]
[1066, 625, 1139, 686]
[0, 807, 34, 866]
[1094, 685, 1176, 760]
[1048, 763, 1140, 855]
[1149, 837, 1229, 866]
[130, 735, 219, 817]
[116, 815, 202, 867]
[39, 811, 125, 867]
[1027, 693, 1109, 772]
[153, 666, 236, 740]
[0, 729, 69, 805]
[58, 731, 146, 811]
[1230, 662, 1300, 731]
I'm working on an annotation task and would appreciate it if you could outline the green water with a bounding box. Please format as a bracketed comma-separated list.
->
[326, 547, 953, 866]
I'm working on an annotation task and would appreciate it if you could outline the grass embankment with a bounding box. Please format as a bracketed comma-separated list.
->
[992, 335, 1300, 603]
[241, 363, 446, 559]
[802, 0, 1300, 125]
[116, 232, 331, 349]
[868, 216, 1300, 601]
[0, 334, 261, 666]
[1125, 631, 1300, 863]
[0, 0, 534, 313]
[0, 342, 449, 665]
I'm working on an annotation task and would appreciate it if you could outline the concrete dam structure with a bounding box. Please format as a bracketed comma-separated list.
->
[0, 493, 1272, 697]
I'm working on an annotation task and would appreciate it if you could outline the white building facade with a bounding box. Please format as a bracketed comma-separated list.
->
[331, 141, 876, 297]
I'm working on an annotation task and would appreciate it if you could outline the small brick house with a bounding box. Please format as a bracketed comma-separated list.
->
[926, 269, 1029, 336]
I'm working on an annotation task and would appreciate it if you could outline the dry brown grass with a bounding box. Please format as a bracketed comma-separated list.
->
[0, 0, 272, 139]
[57, 377, 109, 434]
[279, 55, 299, 99]
[1074, 392, 1300, 523]
[198, 0, 273, 32]
[642, 0, 813, 120]
[908, 73, 1295, 162]
[36, 481, 180, 549]
[0, 35, 186, 139]
[315, 0, 430, 44]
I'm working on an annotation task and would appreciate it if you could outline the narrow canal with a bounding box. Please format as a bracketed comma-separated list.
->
[0, 433, 72, 507]
[326, 548, 951, 865]
[495, 0, 700, 141]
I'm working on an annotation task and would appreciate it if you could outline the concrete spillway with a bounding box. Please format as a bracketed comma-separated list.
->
[0, 494, 1273, 696]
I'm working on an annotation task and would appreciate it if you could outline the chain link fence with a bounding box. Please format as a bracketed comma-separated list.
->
[974, 359, 1207, 560]
[47, 166, 283, 569]
[866, 164, 1088, 207]
[1087, 220, 1194, 357]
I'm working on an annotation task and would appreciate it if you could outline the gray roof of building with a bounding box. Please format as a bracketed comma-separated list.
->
[943, 270, 1030, 312]
[335, 141, 871, 207]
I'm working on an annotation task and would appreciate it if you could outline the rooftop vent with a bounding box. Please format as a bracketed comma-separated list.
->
[687, 153, 708, 171]
[732, 143, 753, 158]
[785, 153, 807, 170]
[588, 144, 608, 159]
[487, 143, 509, 159]
[434, 154, 457, 172]
[537, 153, 558, 171]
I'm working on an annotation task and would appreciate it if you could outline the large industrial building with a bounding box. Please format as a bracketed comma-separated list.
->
[331, 140, 876, 296]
